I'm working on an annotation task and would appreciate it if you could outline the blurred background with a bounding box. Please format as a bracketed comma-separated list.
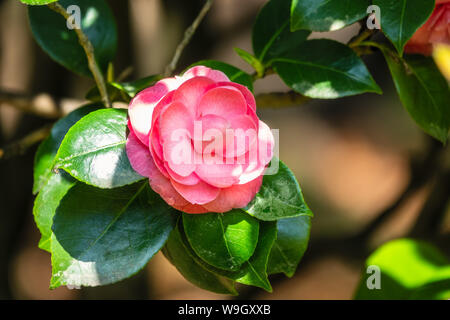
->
[0, 0, 449, 300]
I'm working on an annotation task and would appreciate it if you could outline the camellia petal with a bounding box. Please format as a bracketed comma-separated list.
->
[159, 101, 194, 141]
[159, 102, 196, 177]
[198, 87, 247, 118]
[128, 82, 168, 145]
[195, 161, 242, 188]
[203, 176, 263, 213]
[163, 136, 196, 177]
[165, 163, 201, 186]
[171, 179, 220, 205]
[182, 65, 230, 83]
[258, 120, 275, 166]
[225, 114, 258, 158]
[172, 77, 215, 116]
[214, 81, 257, 112]
[126, 131, 154, 178]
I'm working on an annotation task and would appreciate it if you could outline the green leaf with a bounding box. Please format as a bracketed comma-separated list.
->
[253, 0, 310, 63]
[110, 75, 162, 98]
[291, 0, 370, 32]
[354, 238, 450, 300]
[231, 221, 277, 292]
[272, 39, 382, 98]
[374, 0, 435, 55]
[188, 60, 254, 91]
[244, 158, 313, 221]
[162, 224, 238, 295]
[20, 0, 57, 4]
[33, 105, 100, 252]
[54, 108, 144, 189]
[174, 219, 277, 292]
[234, 48, 264, 77]
[409, 279, 450, 300]
[267, 215, 311, 277]
[381, 48, 450, 143]
[33, 172, 75, 252]
[50, 182, 177, 288]
[182, 210, 259, 271]
[33, 105, 100, 194]
[28, 0, 117, 76]
[200, 221, 277, 292]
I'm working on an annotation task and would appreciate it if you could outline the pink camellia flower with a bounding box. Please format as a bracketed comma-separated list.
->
[126, 66, 274, 214]
[404, 0, 450, 56]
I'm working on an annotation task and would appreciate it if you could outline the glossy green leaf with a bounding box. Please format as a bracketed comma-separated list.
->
[267, 216, 311, 277]
[374, 0, 435, 55]
[162, 224, 238, 295]
[50, 182, 177, 288]
[28, 0, 117, 76]
[191, 221, 277, 292]
[244, 158, 313, 221]
[182, 210, 259, 271]
[253, 0, 310, 63]
[354, 238, 450, 300]
[33, 105, 100, 194]
[188, 60, 254, 91]
[381, 48, 450, 143]
[33, 172, 75, 252]
[231, 221, 276, 291]
[272, 39, 382, 98]
[54, 108, 144, 189]
[110, 75, 162, 98]
[20, 0, 57, 4]
[291, 0, 370, 32]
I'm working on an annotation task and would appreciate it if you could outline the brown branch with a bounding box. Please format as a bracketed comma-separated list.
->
[0, 125, 51, 161]
[164, 0, 214, 76]
[48, 2, 111, 108]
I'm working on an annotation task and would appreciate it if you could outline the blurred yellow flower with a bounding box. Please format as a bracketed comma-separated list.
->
[433, 44, 450, 80]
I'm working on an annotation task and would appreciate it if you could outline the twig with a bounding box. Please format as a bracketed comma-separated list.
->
[255, 91, 310, 109]
[349, 29, 376, 48]
[252, 68, 275, 82]
[48, 2, 111, 108]
[0, 125, 51, 161]
[347, 25, 379, 56]
[164, 0, 214, 76]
